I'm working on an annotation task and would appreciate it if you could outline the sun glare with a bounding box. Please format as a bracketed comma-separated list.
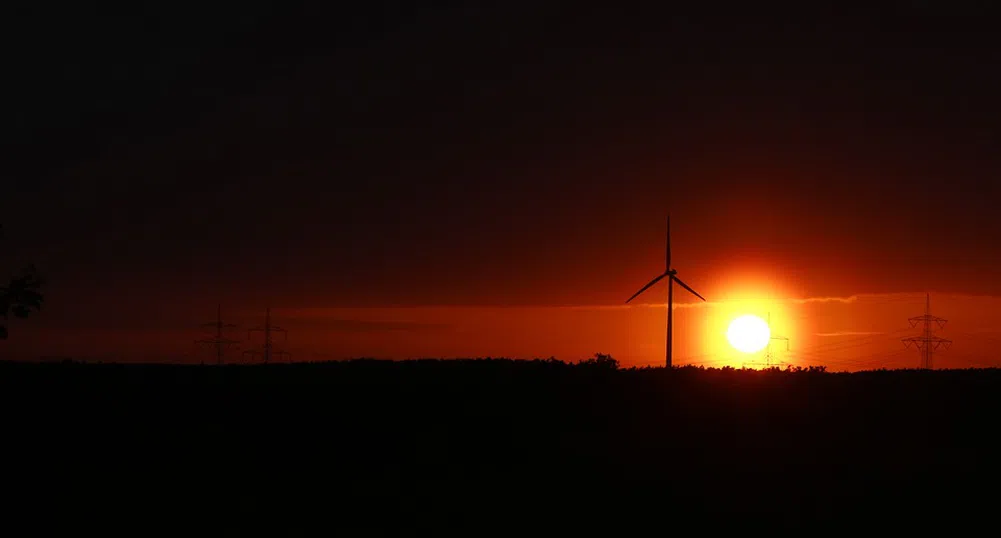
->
[726, 314, 771, 353]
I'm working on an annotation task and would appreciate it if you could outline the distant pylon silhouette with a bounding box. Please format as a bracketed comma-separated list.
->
[742, 312, 790, 369]
[902, 293, 951, 369]
[195, 304, 240, 365]
[243, 307, 291, 363]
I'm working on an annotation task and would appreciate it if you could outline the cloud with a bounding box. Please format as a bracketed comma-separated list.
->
[617, 293, 907, 309]
[562, 302, 718, 311]
[790, 292, 943, 305]
[958, 327, 1001, 335]
[792, 296, 861, 304]
[624, 292, 936, 309]
[301, 319, 451, 332]
[672, 301, 724, 309]
[264, 291, 994, 318]
[814, 331, 885, 337]
[617, 297, 856, 310]
[239, 309, 451, 332]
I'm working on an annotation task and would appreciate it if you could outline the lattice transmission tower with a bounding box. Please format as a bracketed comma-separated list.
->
[742, 312, 790, 369]
[195, 304, 240, 364]
[901, 293, 951, 369]
[243, 307, 291, 363]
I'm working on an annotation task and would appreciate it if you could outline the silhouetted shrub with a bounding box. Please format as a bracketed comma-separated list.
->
[1, 225, 44, 339]
[577, 353, 619, 370]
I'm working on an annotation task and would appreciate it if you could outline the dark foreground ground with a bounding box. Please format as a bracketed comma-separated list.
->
[2, 358, 999, 532]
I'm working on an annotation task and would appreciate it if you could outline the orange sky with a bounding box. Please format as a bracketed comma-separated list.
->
[8, 291, 999, 371]
[4, 7, 1001, 370]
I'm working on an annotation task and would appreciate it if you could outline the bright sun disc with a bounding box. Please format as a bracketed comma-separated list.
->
[727, 315, 771, 354]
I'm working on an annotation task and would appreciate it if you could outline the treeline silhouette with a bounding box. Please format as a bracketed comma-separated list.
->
[1, 356, 998, 531]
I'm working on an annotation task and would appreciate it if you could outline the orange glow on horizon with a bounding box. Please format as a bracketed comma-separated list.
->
[10, 290, 1000, 372]
[668, 276, 801, 369]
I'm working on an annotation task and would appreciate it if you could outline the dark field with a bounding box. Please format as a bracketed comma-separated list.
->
[2, 358, 999, 531]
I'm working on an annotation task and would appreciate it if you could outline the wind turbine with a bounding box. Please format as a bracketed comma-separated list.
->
[626, 216, 707, 368]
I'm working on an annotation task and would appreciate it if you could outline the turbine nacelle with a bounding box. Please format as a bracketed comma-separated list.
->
[624, 215, 707, 368]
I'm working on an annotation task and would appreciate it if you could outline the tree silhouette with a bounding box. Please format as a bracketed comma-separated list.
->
[579, 352, 619, 370]
[0, 226, 44, 339]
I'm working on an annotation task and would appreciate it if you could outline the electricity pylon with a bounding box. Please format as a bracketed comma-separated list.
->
[743, 312, 790, 369]
[195, 304, 240, 365]
[902, 293, 951, 369]
[243, 307, 291, 363]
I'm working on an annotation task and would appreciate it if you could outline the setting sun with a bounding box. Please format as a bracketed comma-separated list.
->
[727, 315, 771, 354]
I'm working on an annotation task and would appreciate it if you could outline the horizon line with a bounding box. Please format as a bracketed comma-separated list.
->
[243, 291, 984, 314]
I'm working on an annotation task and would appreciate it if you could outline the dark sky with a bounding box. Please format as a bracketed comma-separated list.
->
[5, 2, 1001, 330]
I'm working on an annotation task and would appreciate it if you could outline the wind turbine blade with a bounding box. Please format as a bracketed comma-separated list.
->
[626, 272, 668, 303]
[671, 274, 706, 302]
[666, 215, 672, 272]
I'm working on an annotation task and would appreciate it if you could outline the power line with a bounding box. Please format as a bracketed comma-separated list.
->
[242, 307, 291, 364]
[742, 312, 793, 370]
[195, 304, 240, 365]
[791, 327, 913, 355]
[901, 293, 951, 369]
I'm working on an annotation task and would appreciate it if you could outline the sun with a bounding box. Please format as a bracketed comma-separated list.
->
[726, 314, 771, 354]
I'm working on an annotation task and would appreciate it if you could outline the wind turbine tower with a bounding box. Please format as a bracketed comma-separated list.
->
[195, 304, 240, 364]
[902, 293, 951, 369]
[626, 215, 708, 368]
[243, 307, 291, 363]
